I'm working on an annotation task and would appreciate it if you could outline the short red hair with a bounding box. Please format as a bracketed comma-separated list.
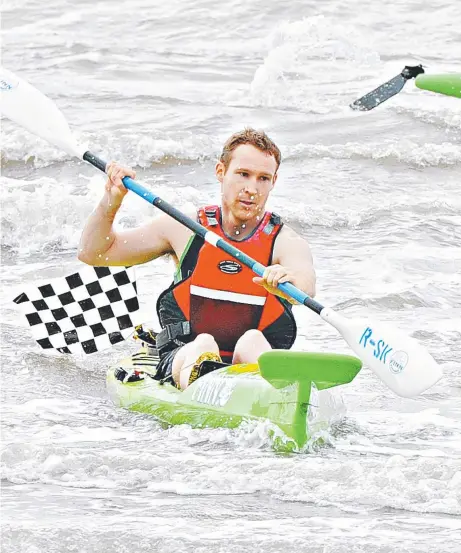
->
[220, 128, 281, 173]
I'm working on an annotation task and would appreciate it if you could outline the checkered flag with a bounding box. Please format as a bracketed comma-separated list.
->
[13, 266, 139, 354]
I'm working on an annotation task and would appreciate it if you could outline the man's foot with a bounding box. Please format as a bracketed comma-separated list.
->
[188, 352, 222, 386]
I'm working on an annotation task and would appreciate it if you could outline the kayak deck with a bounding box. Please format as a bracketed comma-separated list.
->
[106, 349, 362, 451]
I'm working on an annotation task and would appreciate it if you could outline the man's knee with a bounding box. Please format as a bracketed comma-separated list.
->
[235, 329, 265, 347]
[193, 333, 219, 350]
[233, 330, 271, 364]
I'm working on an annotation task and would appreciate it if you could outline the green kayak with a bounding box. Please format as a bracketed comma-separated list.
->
[106, 348, 362, 451]
[415, 73, 461, 98]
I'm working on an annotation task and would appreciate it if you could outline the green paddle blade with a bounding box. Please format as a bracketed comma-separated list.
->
[258, 350, 362, 390]
[415, 74, 461, 99]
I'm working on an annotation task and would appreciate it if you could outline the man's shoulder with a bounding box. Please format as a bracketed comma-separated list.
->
[275, 223, 301, 240]
[273, 224, 311, 255]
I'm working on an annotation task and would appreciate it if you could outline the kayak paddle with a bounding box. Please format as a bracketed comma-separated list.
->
[0, 67, 443, 398]
[350, 65, 425, 111]
[351, 65, 461, 110]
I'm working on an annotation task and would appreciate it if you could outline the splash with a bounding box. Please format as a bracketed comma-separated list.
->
[0, 174, 203, 256]
[247, 16, 380, 112]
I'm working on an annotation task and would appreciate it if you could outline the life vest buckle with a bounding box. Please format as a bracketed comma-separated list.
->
[156, 321, 191, 353]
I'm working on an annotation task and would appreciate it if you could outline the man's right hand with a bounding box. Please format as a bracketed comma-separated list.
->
[105, 161, 136, 204]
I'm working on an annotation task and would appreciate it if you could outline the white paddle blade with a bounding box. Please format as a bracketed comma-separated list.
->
[0, 67, 86, 159]
[320, 308, 442, 398]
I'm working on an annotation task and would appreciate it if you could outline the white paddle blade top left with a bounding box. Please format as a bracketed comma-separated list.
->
[320, 308, 442, 398]
[0, 67, 86, 159]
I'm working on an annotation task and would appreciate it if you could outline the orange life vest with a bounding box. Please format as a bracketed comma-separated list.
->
[156, 205, 297, 361]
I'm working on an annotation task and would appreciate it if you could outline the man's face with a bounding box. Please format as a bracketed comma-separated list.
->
[216, 144, 278, 221]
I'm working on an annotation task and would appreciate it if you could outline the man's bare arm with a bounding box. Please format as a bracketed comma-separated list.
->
[78, 196, 173, 266]
[78, 161, 179, 267]
[270, 225, 316, 299]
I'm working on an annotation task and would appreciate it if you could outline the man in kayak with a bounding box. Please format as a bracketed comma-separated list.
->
[79, 128, 316, 389]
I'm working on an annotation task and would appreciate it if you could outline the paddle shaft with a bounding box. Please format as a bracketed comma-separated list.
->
[82, 151, 324, 314]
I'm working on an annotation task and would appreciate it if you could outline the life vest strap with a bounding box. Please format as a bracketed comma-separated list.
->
[204, 208, 219, 226]
[263, 213, 281, 235]
[156, 321, 191, 354]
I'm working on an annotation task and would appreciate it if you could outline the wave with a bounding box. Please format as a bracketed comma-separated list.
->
[2, 168, 458, 257]
[273, 197, 461, 234]
[4, 125, 460, 172]
[0, 174, 203, 256]
[395, 104, 461, 131]
[286, 140, 461, 167]
[0, 124, 220, 169]
[335, 291, 435, 311]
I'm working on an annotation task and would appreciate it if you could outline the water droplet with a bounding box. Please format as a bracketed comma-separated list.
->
[250, 195, 255, 200]
[241, 224, 246, 229]
[123, 240, 127, 244]
[98, 254, 102, 258]
[105, 257, 109, 261]
[106, 236, 110, 240]
[235, 230, 240, 235]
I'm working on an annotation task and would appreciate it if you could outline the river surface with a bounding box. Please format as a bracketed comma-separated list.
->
[1, 0, 460, 551]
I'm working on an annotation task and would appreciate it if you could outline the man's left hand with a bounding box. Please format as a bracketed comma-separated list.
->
[253, 264, 297, 302]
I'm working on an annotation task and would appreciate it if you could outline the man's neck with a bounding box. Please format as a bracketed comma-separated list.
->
[220, 205, 265, 239]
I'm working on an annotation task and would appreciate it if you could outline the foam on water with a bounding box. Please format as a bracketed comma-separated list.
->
[287, 140, 461, 167]
[246, 16, 381, 112]
[0, 172, 205, 255]
[3, 410, 459, 515]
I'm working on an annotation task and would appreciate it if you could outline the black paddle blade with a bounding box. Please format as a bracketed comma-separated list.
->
[350, 74, 406, 111]
[350, 65, 425, 111]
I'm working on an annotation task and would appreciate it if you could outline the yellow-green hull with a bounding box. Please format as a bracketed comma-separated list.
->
[106, 349, 362, 451]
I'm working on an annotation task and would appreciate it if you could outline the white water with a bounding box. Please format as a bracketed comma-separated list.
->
[1, 1, 460, 551]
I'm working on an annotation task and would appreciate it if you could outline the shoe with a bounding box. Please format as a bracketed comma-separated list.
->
[188, 352, 222, 386]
